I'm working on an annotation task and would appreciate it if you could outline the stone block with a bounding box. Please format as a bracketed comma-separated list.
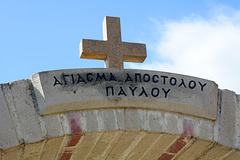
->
[100, 109, 117, 130]
[1, 80, 45, 144]
[197, 119, 214, 141]
[31, 68, 218, 120]
[236, 95, 240, 149]
[147, 111, 163, 132]
[0, 86, 19, 149]
[59, 114, 71, 135]
[125, 109, 141, 130]
[164, 113, 182, 134]
[219, 90, 238, 148]
[138, 109, 147, 130]
[115, 109, 125, 130]
[83, 110, 100, 132]
[43, 115, 63, 137]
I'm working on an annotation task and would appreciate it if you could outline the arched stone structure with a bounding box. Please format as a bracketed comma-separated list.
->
[0, 69, 240, 159]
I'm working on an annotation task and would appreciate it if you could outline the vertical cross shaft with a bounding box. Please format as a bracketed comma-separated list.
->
[80, 16, 147, 68]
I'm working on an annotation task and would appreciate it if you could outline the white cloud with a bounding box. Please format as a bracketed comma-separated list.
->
[130, 5, 240, 94]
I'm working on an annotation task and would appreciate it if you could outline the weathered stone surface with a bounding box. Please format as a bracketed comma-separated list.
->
[82, 110, 100, 132]
[197, 119, 214, 141]
[125, 109, 141, 130]
[43, 115, 63, 137]
[0, 86, 19, 149]
[147, 111, 163, 132]
[100, 109, 117, 130]
[219, 90, 238, 147]
[1, 80, 45, 144]
[138, 109, 147, 130]
[164, 113, 182, 134]
[236, 95, 240, 149]
[115, 109, 125, 130]
[31, 68, 218, 120]
[80, 16, 146, 69]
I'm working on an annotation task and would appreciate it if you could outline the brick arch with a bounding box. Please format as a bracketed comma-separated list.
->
[1, 108, 240, 160]
[1, 75, 240, 160]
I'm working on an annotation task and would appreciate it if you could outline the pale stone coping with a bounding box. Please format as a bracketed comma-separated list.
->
[43, 99, 216, 120]
[31, 68, 218, 120]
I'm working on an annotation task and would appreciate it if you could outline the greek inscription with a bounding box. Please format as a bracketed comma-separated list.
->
[109, 73, 117, 81]
[170, 77, 177, 86]
[77, 74, 86, 84]
[96, 73, 107, 81]
[199, 82, 207, 91]
[152, 75, 159, 83]
[62, 74, 69, 85]
[53, 76, 62, 86]
[189, 80, 196, 89]
[125, 73, 133, 82]
[135, 73, 142, 82]
[53, 72, 208, 95]
[129, 86, 137, 96]
[86, 73, 93, 82]
[118, 86, 127, 96]
[143, 74, 150, 82]
[139, 87, 148, 97]
[162, 88, 171, 98]
[151, 87, 159, 97]
[178, 79, 187, 88]
[161, 75, 168, 84]
[106, 86, 114, 96]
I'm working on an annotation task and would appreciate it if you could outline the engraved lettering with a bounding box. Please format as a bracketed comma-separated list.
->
[162, 88, 171, 98]
[53, 76, 62, 86]
[189, 80, 196, 89]
[86, 73, 93, 82]
[161, 75, 168, 84]
[125, 73, 133, 82]
[62, 74, 69, 85]
[151, 87, 159, 97]
[71, 74, 75, 84]
[96, 73, 107, 81]
[135, 73, 142, 82]
[77, 74, 86, 83]
[118, 86, 127, 96]
[139, 87, 148, 97]
[106, 86, 114, 96]
[129, 86, 137, 96]
[199, 82, 207, 91]
[143, 74, 150, 82]
[170, 77, 177, 86]
[109, 73, 117, 81]
[152, 75, 159, 83]
[178, 79, 187, 88]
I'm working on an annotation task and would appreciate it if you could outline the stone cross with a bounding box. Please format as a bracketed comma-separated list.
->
[79, 16, 147, 68]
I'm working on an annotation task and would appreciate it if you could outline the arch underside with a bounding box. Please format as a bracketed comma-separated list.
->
[1, 130, 240, 160]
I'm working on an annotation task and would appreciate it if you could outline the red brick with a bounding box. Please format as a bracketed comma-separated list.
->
[65, 135, 82, 147]
[59, 153, 72, 160]
[167, 136, 192, 154]
[67, 112, 82, 135]
[183, 118, 194, 136]
[158, 153, 174, 160]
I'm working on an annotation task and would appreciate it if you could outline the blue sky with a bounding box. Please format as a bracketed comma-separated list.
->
[1, 0, 240, 93]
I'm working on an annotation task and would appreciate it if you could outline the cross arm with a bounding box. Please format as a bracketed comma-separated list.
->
[121, 42, 147, 63]
[79, 39, 109, 60]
